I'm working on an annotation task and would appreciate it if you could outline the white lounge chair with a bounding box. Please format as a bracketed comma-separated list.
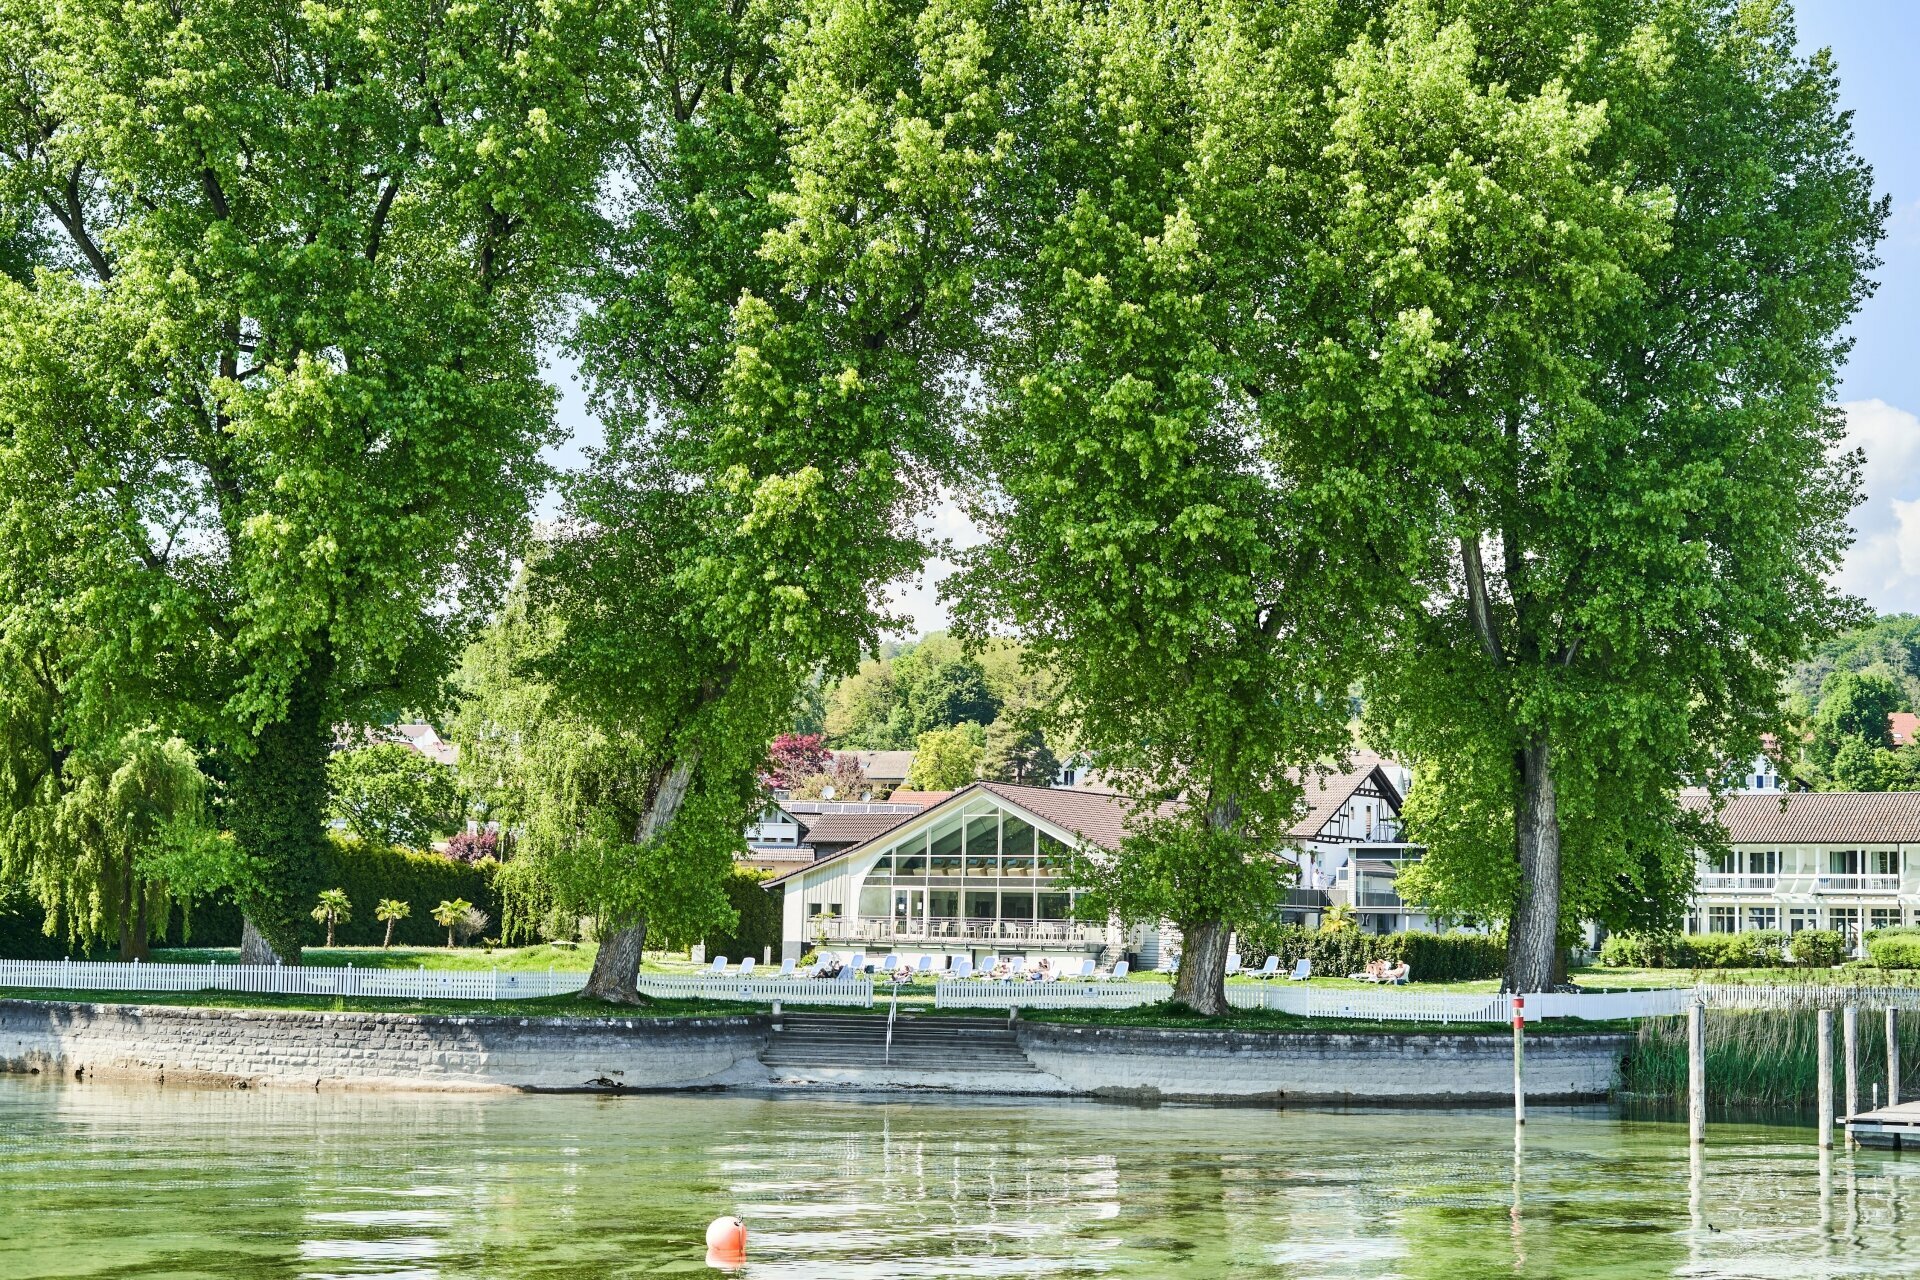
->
[1072, 958, 1096, 981]
[704, 955, 728, 978]
[880, 953, 900, 975]
[1384, 962, 1411, 986]
[974, 955, 1000, 980]
[775, 958, 796, 979]
[845, 952, 867, 975]
[947, 956, 975, 981]
[1109, 960, 1130, 982]
[1250, 955, 1281, 980]
[1224, 952, 1243, 977]
[916, 955, 936, 978]
[1287, 958, 1311, 982]
[737, 957, 756, 979]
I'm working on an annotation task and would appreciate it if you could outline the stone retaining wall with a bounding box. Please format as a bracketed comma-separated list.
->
[1015, 1021, 1629, 1102]
[0, 1000, 771, 1092]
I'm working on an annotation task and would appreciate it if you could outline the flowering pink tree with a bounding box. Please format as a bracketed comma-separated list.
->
[765, 733, 831, 789]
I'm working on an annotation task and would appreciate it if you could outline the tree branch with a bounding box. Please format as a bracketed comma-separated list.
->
[42, 163, 114, 282]
[1460, 531, 1506, 668]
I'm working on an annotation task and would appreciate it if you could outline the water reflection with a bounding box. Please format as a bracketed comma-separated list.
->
[0, 1078, 1915, 1279]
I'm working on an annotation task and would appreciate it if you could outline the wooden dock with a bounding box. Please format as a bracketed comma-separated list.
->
[1845, 1101, 1920, 1149]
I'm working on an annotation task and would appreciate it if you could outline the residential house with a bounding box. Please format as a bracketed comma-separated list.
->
[831, 750, 916, 797]
[1283, 754, 1427, 935]
[1683, 791, 1920, 949]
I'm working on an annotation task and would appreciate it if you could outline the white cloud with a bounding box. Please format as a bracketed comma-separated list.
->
[1835, 399, 1920, 614]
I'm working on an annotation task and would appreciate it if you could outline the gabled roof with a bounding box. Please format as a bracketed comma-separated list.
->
[766, 781, 1139, 884]
[1287, 752, 1403, 840]
[834, 749, 916, 780]
[1892, 712, 1919, 748]
[1684, 791, 1920, 844]
[799, 811, 916, 849]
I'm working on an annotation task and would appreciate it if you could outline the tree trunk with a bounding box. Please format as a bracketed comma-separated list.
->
[239, 916, 281, 965]
[383, 920, 394, 948]
[1172, 917, 1233, 1015]
[117, 888, 150, 962]
[229, 652, 335, 966]
[1505, 734, 1562, 993]
[582, 756, 698, 1004]
[325, 920, 336, 948]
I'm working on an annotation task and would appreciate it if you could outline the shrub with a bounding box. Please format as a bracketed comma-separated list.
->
[1233, 922, 1503, 983]
[1867, 936, 1920, 969]
[700, 870, 783, 964]
[0, 888, 69, 960]
[1789, 928, 1847, 968]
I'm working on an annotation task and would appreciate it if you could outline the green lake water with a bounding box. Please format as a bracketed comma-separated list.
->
[1, 1077, 1915, 1279]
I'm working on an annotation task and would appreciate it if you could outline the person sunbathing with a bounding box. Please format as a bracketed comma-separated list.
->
[1382, 961, 1411, 985]
[1350, 958, 1388, 982]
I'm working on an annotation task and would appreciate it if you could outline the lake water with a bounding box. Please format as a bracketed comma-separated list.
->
[1, 1078, 1915, 1279]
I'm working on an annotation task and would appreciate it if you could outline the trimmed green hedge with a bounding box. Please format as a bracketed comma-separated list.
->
[1867, 935, 1920, 969]
[1234, 923, 1505, 983]
[1599, 930, 1802, 970]
[700, 871, 783, 964]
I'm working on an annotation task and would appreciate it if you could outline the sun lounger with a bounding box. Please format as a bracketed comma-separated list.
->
[1250, 955, 1281, 980]
[737, 957, 755, 979]
[1106, 960, 1130, 982]
[1384, 962, 1411, 985]
[1287, 958, 1311, 982]
[1072, 958, 1096, 980]
[704, 956, 728, 978]
[1224, 952, 1242, 977]
[947, 957, 974, 981]
[775, 959, 796, 979]
[916, 956, 936, 977]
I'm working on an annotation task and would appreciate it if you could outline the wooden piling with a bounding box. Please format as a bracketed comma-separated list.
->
[1817, 1007, 1834, 1149]
[1688, 1000, 1706, 1145]
[1888, 1008, 1901, 1109]
[1512, 995, 1526, 1127]
[1844, 1005, 1859, 1124]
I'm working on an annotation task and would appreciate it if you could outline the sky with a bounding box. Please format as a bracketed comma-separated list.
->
[544, 0, 1920, 637]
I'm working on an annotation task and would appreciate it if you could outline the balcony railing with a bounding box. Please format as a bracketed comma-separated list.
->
[1699, 874, 1779, 893]
[1813, 874, 1901, 895]
[816, 916, 1106, 946]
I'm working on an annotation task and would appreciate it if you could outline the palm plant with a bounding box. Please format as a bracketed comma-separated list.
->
[375, 899, 411, 948]
[432, 898, 473, 948]
[310, 889, 351, 948]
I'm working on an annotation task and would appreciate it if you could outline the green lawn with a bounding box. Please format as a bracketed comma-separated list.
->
[148, 943, 603, 972]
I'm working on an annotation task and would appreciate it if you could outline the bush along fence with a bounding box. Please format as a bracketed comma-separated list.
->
[1233, 925, 1506, 983]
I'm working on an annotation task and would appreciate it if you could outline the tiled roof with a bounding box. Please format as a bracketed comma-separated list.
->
[799, 811, 916, 849]
[834, 749, 916, 780]
[1892, 712, 1919, 747]
[885, 790, 952, 807]
[977, 781, 1145, 851]
[1684, 791, 1920, 844]
[1287, 752, 1400, 839]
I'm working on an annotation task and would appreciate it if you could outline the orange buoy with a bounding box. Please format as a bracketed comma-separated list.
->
[705, 1216, 747, 1265]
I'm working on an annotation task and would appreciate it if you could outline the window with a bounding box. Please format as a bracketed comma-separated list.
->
[1828, 908, 1860, 945]
[1746, 850, 1779, 875]
[1002, 817, 1036, 877]
[1710, 851, 1736, 875]
[1038, 832, 1071, 873]
[1059, 768, 1077, 786]
[930, 822, 964, 877]
[928, 890, 960, 921]
[1002, 891, 1036, 921]
[1789, 908, 1817, 935]
[896, 832, 930, 878]
[1871, 907, 1901, 931]
[963, 814, 997, 876]
[1747, 906, 1778, 932]
[1830, 849, 1862, 875]
[1870, 849, 1899, 875]
[1038, 893, 1072, 921]
[858, 887, 889, 918]
[1708, 906, 1737, 934]
[964, 890, 997, 921]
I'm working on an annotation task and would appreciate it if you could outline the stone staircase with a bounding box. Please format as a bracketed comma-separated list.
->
[760, 1011, 1049, 1085]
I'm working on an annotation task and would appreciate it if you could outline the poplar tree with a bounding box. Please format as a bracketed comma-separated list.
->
[953, 0, 1391, 1014]
[0, 0, 611, 959]
[498, 0, 1008, 1001]
[1314, 0, 1882, 988]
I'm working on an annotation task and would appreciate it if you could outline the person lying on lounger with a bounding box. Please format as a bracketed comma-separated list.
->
[1382, 961, 1411, 985]
[1349, 958, 1387, 982]
[815, 957, 843, 979]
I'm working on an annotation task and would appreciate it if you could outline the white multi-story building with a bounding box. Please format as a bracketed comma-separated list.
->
[1682, 791, 1920, 948]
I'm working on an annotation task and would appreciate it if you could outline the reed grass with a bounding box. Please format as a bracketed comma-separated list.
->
[1621, 1005, 1920, 1109]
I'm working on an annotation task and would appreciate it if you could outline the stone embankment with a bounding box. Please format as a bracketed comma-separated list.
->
[0, 998, 1632, 1102]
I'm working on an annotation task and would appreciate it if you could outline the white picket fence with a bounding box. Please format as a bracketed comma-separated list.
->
[0, 958, 589, 1000]
[1696, 982, 1920, 1012]
[0, 958, 874, 1007]
[636, 974, 874, 1008]
[1223, 983, 1697, 1024]
[935, 980, 1172, 1010]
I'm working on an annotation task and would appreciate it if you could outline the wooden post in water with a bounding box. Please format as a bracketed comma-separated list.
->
[1889, 1008, 1901, 1108]
[1688, 1000, 1706, 1145]
[1817, 1007, 1834, 1149]
[1512, 995, 1526, 1126]
[1843, 1005, 1860, 1125]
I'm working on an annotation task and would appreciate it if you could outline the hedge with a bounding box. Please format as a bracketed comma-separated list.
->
[112, 837, 500, 951]
[1233, 922, 1505, 983]
[1867, 935, 1920, 969]
[1599, 930, 1792, 970]
[700, 871, 783, 964]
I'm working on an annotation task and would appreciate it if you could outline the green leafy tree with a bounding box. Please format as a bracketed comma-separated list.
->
[1791, 614, 1920, 712]
[374, 898, 411, 949]
[1810, 670, 1902, 774]
[1323, 0, 1882, 990]
[327, 744, 465, 850]
[431, 898, 473, 949]
[980, 717, 1060, 788]
[952, 0, 1392, 1014]
[0, 0, 615, 963]
[905, 724, 986, 791]
[907, 660, 1001, 737]
[494, 0, 1008, 1003]
[310, 888, 351, 948]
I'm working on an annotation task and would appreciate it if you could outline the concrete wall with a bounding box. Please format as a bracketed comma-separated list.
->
[0, 1000, 771, 1093]
[1016, 1021, 1629, 1103]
